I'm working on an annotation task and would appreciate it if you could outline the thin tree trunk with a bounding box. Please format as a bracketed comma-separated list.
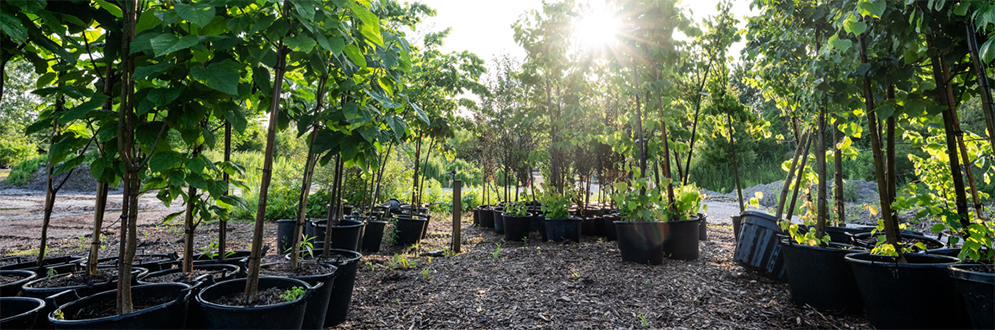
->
[633, 70, 646, 179]
[37, 91, 64, 267]
[290, 128, 319, 264]
[859, 31, 903, 260]
[673, 151, 684, 185]
[410, 136, 422, 208]
[927, 36, 971, 232]
[966, 21, 995, 149]
[323, 155, 341, 256]
[941, 52, 985, 222]
[885, 86, 898, 227]
[372, 141, 394, 206]
[87, 182, 108, 276]
[419, 139, 436, 207]
[219, 121, 230, 257]
[245, 36, 289, 300]
[785, 135, 813, 222]
[815, 107, 828, 239]
[655, 82, 677, 210]
[682, 61, 712, 185]
[833, 118, 844, 226]
[776, 133, 809, 219]
[182, 185, 197, 273]
[728, 114, 744, 213]
[115, 0, 139, 313]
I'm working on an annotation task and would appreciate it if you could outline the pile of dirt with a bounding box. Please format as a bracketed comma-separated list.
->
[2, 162, 114, 193]
[701, 180, 881, 207]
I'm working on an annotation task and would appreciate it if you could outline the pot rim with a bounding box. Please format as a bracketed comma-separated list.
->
[0, 296, 45, 323]
[23, 267, 147, 290]
[195, 277, 311, 310]
[949, 264, 995, 285]
[844, 251, 960, 268]
[0, 269, 38, 287]
[500, 212, 533, 219]
[48, 282, 191, 325]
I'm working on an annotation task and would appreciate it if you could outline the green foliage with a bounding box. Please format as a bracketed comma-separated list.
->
[505, 201, 528, 217]
[3, 156, 44, 185]
[0, 138, 36, 168]
[491, 243, 501, 258]
[387, 253, 417, 269]
[538, 188, 571, 219]
[280, 286, 306, 302]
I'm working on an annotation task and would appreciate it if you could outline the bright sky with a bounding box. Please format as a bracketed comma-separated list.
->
[414, 0, 758, 66]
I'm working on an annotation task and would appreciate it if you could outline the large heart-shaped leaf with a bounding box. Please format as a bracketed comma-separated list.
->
[174, 2, 215, 28]
[190, 60, 241, 95]
[151, 33, 199, 57]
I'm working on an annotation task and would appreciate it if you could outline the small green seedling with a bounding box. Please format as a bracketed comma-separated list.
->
[491, 243, 502, 258]
[46, 268, 58, 278]
[54, 310, 65, 320]
[366, 261, 376, 272]
[638, 314, 649, 327]
[280, 286, 306, 302]
[420, 268, 434, 281]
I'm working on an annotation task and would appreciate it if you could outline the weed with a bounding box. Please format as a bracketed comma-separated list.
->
[522, 236, 528, 245]
[420, 268, 434, 281]
[638, 314, 649, 327]
[491, 243, 502, 258]
[53, 310, 64, 321]
[387, 254, 416, 269]
[75, 236, 88, 252]
[280, 286, 306, 302]
[442, 247, 456, 258]
[46, 268, 58, 278]
[366, 261, 376, 272]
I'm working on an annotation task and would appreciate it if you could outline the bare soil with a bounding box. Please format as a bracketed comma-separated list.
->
[0, 188, 872, 329]
[29, 269, 115, 288]
[71, 295, 171, 319]
[212, 287, 286, 307]
[140, 269, 212, 284]
[0, 274, 26, 285]
[261, 260, 335, 277]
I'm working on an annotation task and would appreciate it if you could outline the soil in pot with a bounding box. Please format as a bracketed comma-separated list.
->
[210, 287, 286, 307]
[69, 294, 173, 319]
[262, 261, 337, 330]
[1, 272, 31, 285]
[140, 269, 213, 284]
[779, 239, 864, 314]
[850, 232, 943, 251]
[1, 270, 38, 297]
[845, 252, 969, 329]
[29, 269, 116, 288]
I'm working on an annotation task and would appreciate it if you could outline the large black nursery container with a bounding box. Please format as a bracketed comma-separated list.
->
[733, 211, 786, 281]
[313, 218, 365, 251]
[779, 237, 864, 314]
[1, 269, 37, 297]
[615, 221, 666, 265]
[193, 277, 313, 330]
[393, 214, 427, 246]
[544, 217, 582, 243]
[1, 297, 46, 330]
[47, 283, 192, 329]
[845, 252, 969, 329]
[948, 264, 994, 330]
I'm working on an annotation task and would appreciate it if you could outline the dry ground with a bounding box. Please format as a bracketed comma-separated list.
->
[1, 190, 870, 329]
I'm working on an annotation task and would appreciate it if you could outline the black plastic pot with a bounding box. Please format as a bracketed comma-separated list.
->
[581, 216, 604, 237]
[21, 267, 148, 299]
[697, 213, 708, 241]
[493, 208, 505, 234]
[779, 238, 864, 314]
[310, 247, 361, 327]
[313, 219, 366, 251]
[472, 208, 480, 225]
[502, 213, 533, 242]
[949, 264, 994, 330]
[47, 283, 192, 329]
[276, 219, 297, 254]
[262, 263, 337, 330]
[662, 218, 700, 261]
[1, 256, 83, 277]
[393, 215, 427, 246]
[823, 226, 870, 245]
[1, 270, 37, 297]
[478, 207, 495, 228]
[83, 253, 179, 272]
[193, 277, 313, 330]
[418, 213, 432, 239]
[382, 199, 402, 214]
[615, 221, 666, 265]
[733, 211, 786, 281]
[191, 250, 253, 278]
[138, 263, 240, 286]
[544, 217, 582, 243]
[602, 214, 619, 241]
[533, 213, 548, 241]
[845, 252, 969, 329]
[361, 220, 387, 252]
[731, 215, 742, 242]
[1, 297, 45, 329]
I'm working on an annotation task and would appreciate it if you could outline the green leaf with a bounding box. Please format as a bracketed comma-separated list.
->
[190, 60, 241, 96]
[829, 36, 853, 53]
[857, 0, 886, 18]
[134, 61, 172, 81]
[876, 104, 895, 119]
[411, 102, 429, 125]
[146, 87, 182, 107]
[931, 223, 946, 233]
[844, 20, 867, 35]
[136, 8, 162, 33]
[981, 38, 995, 64]
[953, 2, 969, 16]
[174, 2, 215, 28]
[0, 12, 28, 43]
[348, 2, 383, 47]
[343, 44, 367, 68]
[150, 33, 199, 57]
[284, 34, 317, 53]
[90, 157, 110, 181]
[162, 211, 184, 225]
[385, 115, 406, 139]
[149, 151, 183, 173]
[219, 102, 248, 134]
[187, 172, 210, 190]
[60, 95, 109, 124]
[316, 34, 345, 55]
[94, 0, 122, 17]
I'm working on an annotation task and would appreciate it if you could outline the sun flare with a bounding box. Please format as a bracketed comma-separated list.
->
[574, 6, 620, 49]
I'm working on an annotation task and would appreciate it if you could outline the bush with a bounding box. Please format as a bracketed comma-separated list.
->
[0, 139, 36, 168]
[3, 156, 44, 185]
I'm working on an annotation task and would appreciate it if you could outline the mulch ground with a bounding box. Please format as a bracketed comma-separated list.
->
[7, 212, 871, 329]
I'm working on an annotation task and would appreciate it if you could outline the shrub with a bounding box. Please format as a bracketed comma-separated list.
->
[3, 156, 44, 185]
[0, 139, 36, 168]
